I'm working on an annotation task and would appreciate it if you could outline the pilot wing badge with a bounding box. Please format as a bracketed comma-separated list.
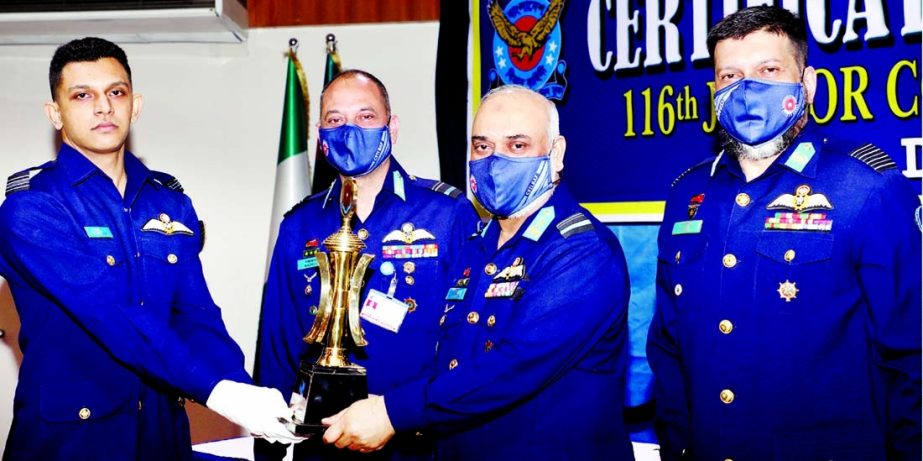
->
[142, 213, 195, 236]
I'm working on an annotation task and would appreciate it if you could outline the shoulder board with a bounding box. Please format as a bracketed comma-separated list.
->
[412, 177, 463, 199]
[671, 156, 716, 187]
[198, 220, 207, 253]
[556, 211, 594, 239]
[283, 188, 329, 218]
[151, 171, 184, 193]
[5, 164, 49, 196]
[848, 143, 896, 173]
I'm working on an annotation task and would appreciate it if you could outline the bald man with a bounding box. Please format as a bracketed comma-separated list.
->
[322, 85, 635, 460]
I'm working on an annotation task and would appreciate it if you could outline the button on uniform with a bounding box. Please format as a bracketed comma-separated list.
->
[784, 249, 795, 262]
[78, 407, 91, 420]
[675, 251, 681, 264]
[722, 254, 737, 268]
[448, 359, 458, 370]
[167, 254, 178, 264]
[720, 389, 735, 404]
[486, 315, 496, 327]
[485, 263, 497, 275]
[735, 193, 751, 207]
[403, 261, 416, 274]
[674, 284, 683, 296]
[106, 255, 116, 266]
[357, 229, 369, 240]
[405, 275, 415, 286]
[718, 320, 734, 334]
[467, 312, 480, 324]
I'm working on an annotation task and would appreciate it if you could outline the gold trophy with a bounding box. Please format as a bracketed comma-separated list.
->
[288, 178, 374, 435]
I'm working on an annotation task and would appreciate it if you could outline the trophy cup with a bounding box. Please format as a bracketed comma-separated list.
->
[288, 178, 374, 435]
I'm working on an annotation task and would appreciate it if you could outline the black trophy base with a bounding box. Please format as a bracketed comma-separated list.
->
[288, 362, 368, 436]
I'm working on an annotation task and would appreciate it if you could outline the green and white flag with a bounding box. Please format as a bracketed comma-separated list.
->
[267, 41, 311, 271]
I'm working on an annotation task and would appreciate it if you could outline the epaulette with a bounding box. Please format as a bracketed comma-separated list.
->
[151, 171, 184, 193]
[848, 143, 896, 173]
[5, 167, 43, 196]
[671, 156, 716, 187]
[284, 185, 331, 218]
[556, 211, 593, 238]
[198, 220, 206, 253]
[419, 179, 463, 199]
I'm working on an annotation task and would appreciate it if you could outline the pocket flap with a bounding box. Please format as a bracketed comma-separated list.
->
[756, 232, 834, 264]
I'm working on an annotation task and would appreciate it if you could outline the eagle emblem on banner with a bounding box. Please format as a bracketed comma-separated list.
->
[487, 0, 568, 100]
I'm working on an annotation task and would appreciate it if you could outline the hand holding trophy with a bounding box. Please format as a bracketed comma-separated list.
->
[287, 178, 374, 435]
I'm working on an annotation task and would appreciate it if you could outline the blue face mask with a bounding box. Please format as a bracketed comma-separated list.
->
[714, 78, 806, 145]
[318, 123, 392, 177]
[469, 152, 555, 218]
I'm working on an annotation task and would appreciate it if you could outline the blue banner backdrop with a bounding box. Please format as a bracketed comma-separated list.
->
[472, 0, 922, 222]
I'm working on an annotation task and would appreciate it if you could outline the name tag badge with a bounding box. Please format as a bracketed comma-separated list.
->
[360, 289, 409, 333]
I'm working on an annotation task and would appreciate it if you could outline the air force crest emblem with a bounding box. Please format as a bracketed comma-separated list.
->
[488, 0, 568, 100]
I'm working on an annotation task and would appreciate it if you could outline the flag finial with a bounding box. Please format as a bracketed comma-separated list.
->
[289, 37, 299, 51]
[325, 34, 337, 54]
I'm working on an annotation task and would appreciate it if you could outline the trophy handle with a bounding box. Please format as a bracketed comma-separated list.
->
[346, 253, 375, 347]
[304, 252, 333, 344]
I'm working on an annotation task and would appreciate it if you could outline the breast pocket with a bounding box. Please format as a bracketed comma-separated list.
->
[139, 233, 198, 303]
[755, 232, 834, 312]
[657, 234, 708, 313]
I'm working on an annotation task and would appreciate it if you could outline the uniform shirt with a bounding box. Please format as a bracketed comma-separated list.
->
[254, 160, 477, 460]
[0, 144, 250, 461]
[648, 127, 922, 461]
[384, 185, 635, 461]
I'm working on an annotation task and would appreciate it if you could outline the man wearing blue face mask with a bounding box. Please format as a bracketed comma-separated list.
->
[254, 69, 478, 461]
[648, 6, 921, 461]
[320, 85, 635, 460]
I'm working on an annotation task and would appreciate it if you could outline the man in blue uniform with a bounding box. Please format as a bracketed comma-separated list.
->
[0, 37, 302, 461]
[254, 69, 477, 460]
[647, 6, 922, 461]
[320, 85, 635, 460]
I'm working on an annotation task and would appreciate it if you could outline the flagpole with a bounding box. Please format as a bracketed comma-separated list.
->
[265, 38, 312, 276]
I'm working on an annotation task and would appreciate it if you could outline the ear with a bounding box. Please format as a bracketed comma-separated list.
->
[802, 66, 817, 104]
[551, 135, 566, 180]
[130, 93, 144, 123]
[44, 101, 63, 130]
[388, 114, 400, 145]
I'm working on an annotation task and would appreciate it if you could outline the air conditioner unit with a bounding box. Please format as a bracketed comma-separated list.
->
[0, 0, 247, 45]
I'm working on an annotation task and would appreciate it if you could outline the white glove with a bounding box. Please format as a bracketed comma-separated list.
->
[206, 380, 306, 445]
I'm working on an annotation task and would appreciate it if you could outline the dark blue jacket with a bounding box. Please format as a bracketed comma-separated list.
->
[0, 144, 250, 461]
[255, 160, 477, 460]
[648, 128, 922, 461]
[384, 185, 635, 461]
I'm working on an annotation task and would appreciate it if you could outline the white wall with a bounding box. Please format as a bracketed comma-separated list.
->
[0, 21, 441, 450]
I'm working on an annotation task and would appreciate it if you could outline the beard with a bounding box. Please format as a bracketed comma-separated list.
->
[719, 119, 803, 162]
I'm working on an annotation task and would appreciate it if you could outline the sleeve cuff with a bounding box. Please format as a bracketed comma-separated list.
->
[383, 378, 428, 432]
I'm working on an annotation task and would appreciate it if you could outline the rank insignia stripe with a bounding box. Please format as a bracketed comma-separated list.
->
[141, 217, 195, 236]
[556, 212, 593, 238]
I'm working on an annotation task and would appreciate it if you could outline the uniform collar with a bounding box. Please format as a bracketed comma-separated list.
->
[714, 125, 822, 180]
[56, 143, 154, 191]
[321, 159, 409, 209]
[480, 183, 577, 250]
